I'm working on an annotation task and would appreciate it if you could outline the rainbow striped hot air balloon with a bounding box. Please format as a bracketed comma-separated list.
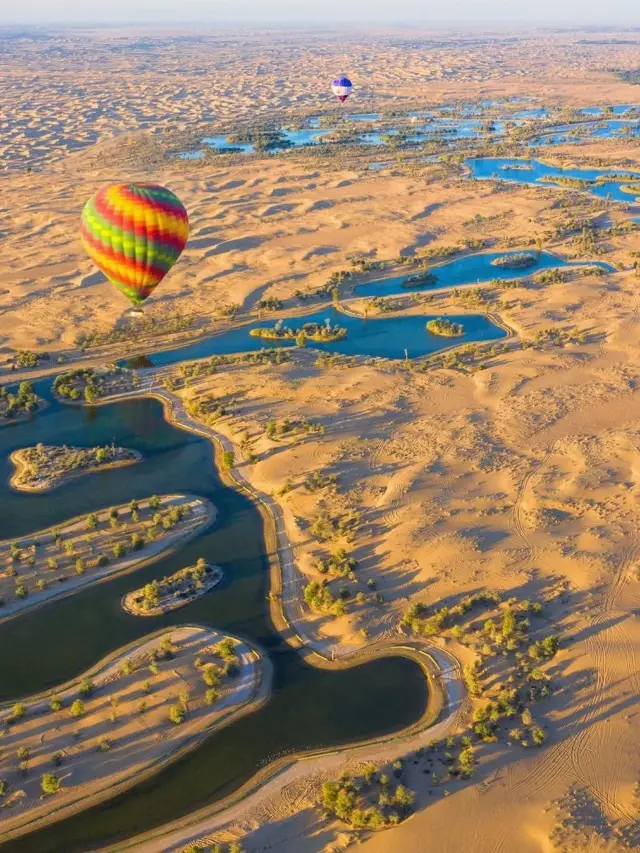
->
[80, 183, 189, 308]
[331, 76, 353, 103]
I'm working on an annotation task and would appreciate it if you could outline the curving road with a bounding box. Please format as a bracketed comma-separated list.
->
[81, 378, 465, 853]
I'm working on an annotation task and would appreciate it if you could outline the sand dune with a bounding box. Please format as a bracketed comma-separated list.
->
[3, 23, 640, 853]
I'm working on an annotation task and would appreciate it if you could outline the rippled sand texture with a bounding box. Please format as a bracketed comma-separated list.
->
[0, 626, 261, 843]
[2, 27, 640, 171]
[3, 23, 640, 853]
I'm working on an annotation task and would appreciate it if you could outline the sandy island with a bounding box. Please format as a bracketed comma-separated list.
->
[85, 301, 638, 853]
[2, 24, 640, 853]
[0, 625, 267, 844]
[0, 495, 215, 623]
[0, 382, 45, 426]
[122, 560, 224, 616]
[9, 444, 143, 493]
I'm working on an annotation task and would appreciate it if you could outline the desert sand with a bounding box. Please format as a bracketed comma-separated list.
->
[122, 561, 224, 616]
[9, 444, 142, 491]
[0, 626, 265, 843]
[0, 495, 214, 622]
[2, 22, 640, 853]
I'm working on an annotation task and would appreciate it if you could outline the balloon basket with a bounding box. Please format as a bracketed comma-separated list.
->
[125, 308, 145, 318]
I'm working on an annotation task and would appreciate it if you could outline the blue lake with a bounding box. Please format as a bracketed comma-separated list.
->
[283, 128, 333, 145]
[533, 119, 640, 146]
[0, 373, 429, 852]
[345, 112, 382, 122]
[353, 250, 614, 299]
[512, 108, 549, 119]
[467, 157, 640, 204]
[581, 105, 636, 116]
[181, 127, 334, 157]
[179, 115, 510, 157]
[176, 102, 640, 160]
[126, 308, 507, 366]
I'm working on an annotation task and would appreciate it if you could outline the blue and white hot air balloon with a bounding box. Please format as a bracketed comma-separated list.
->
[331, 76, 353, 103]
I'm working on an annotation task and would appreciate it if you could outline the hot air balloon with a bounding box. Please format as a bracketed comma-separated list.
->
[80, 183, 189, 311]
[331, 76, 353, 103]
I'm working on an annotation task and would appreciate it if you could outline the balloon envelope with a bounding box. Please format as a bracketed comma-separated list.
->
[331, 76, 352, 103]
[80, 183, 189, 307]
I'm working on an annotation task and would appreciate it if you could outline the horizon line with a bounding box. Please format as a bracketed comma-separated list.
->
[3, 22, 640, 30]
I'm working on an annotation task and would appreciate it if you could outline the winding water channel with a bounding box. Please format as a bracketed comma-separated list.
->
[178, 102, 640, 159]
[467, 157, 640, 204]
[0, 372, 428, 851]
[353, 251, 615, 298]
[1, 143, 631, 849]
[131, 308, 507, 367]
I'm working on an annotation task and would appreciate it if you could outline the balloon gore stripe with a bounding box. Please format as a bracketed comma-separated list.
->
[80, 183, 189, 307]
[331, 76, 353, 103]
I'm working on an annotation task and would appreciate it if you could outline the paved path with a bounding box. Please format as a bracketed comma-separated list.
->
[0, 495, 213, 625]
[1, 626, 266, 846]
[80, 379, 466, 853]
[107, 642, 462, 853]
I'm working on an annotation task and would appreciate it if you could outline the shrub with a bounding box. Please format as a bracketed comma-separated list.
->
[202, 664, 220, 687]
[79, 677, 94, 696]
[70, 699, 85, 718]
[169, 705, 185, 724]
[41, 772, 60, 795]
[532, 726, 546, 746]
[11, 702, 26, 721]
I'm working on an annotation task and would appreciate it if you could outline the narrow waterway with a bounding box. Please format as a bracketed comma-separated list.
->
[0, 388, 428, 852]
[125, 307, 507, 367]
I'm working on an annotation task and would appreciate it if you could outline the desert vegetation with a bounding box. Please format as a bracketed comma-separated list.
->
[8, 350, 51, 370]
[75, 312, 199, 350]
[266, 416, 325, 442]
[402, 593, 557, 752]
[0, 627, 258, 838]
[0, 496, 211, 617]
[0, 382, 41, 422]
[123, 558, 223, 615]
[426, 318, 464, 337]
[401, 270, 438, 288]
[160, 350, 292, 395]
[10, 443, 141, 492]
[320, 769, 416, 832]
[53, 366, 139, 403]
[490, 252, 538, 269]
[249, 318, 347, 345]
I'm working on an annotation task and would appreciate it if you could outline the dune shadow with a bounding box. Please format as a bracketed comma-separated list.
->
[410, 202, 443, 221]
[204, 236, 266, 258]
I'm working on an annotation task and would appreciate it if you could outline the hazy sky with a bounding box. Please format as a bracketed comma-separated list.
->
[1, 0, 639, 26]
